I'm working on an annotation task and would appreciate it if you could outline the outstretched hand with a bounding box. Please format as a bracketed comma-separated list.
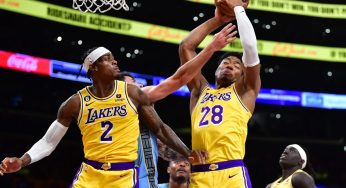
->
[208, 23, 237, 52]
[0, 157, 23, 175]
[188, 150, 208, 164]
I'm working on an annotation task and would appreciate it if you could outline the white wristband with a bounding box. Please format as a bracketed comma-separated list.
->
[26, 120, 68, 164]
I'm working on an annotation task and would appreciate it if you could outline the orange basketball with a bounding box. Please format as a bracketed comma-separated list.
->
[215, 0, 249, 17]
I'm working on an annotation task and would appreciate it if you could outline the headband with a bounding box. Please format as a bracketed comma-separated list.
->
[83, 47, 110, 71]
[288, 144, 307, 169]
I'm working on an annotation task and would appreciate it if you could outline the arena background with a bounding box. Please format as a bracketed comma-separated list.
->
[0, 0, 345, 187]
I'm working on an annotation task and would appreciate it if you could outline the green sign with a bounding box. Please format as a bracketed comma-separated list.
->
[0, 0, 345, 62]
[188, 0, 346, 19]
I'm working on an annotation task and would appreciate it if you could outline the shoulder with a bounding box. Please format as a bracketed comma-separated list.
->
[192, 80, 209, 97]
[265, 183, 272, 188]
[292, 171, 315, 187]
[127, 84, 146, 98]
[57, 94, 81, 121]
[60, 94, 80, 109]
[126, 84, 150, 107]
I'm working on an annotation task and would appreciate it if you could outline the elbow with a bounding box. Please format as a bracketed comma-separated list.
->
[172, 72, 188, 89]
[241, 39, 257, 52]
[179, 75, 190, 86]
[154, 123, 166, 140]
[178, 42, 188, 56]
[179, 38, 189, 48]
[151, 122, 163, 135]
[242, 43, 259, 61]
[45, 149, 54, 158]
[179, 39, 195, 53]
[45, 142, 56, 157]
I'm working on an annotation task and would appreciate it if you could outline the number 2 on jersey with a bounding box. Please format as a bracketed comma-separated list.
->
[199, 105, 223, 127]
[100, 121, 113, 142]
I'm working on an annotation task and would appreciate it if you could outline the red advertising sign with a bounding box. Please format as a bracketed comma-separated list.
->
[0, 50, 50, 75]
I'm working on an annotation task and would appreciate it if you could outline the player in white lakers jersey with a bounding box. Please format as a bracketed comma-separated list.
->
[266, 144, 315, 188]
[0, 47, 205, 187]
[179, 2, 261, 187]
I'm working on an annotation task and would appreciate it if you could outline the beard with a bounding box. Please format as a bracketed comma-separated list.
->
[217, 75, 235, 87]
[172, 174, 188, 183]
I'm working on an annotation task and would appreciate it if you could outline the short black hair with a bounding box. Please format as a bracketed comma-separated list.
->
[217, 52, 243, 65]
[115, 71, 134, 81]
[169, 154, 189, 166]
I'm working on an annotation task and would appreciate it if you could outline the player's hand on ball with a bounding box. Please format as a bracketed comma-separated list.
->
[215, 6, 235, 23]
[215, 0, 249, 17]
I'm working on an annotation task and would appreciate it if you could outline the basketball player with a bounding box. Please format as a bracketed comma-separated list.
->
[266, 144, 315, 188]
[179, 3, 260, 188]
[0, 47, 205, 187]
[158, 156, 191, 188]
[115, 23, 238, 188]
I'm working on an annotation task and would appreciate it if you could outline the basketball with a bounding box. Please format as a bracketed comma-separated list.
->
[215, 0, 249, 17]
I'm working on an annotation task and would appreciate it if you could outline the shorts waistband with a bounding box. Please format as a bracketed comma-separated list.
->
[85, 160, 135, 171]
[192, 159, 244, 172]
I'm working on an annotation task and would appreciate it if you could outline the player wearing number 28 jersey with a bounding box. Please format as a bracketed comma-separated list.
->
[191, 84, 251, 163]
[179, 4, 261, 188]
[190, 84, 252, 187]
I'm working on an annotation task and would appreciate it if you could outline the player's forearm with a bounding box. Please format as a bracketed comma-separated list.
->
[179, 17, 224, 65]
[174, 46, 215, 85]
[234, 6, 259, 67]
[138, 105, 191, 157]
[19, 153, 31, 168]
[180, 17, 222, 48]
[157, 139, 183, 161]
[26, 120, 68, 164]
[156, 124, 190, 158]
[147, 47, 215, 102]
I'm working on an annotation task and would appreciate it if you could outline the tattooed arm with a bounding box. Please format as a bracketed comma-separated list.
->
[127, 84, 206, 163]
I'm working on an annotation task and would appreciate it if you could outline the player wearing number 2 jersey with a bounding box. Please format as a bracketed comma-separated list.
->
[0, 47, 206, 188]
[179, 4, 261, 188]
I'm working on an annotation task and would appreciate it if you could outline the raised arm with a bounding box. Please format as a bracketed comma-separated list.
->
[0, 95, 80, 175]
[144, 23, 237, 103]
[179, 8, 234, 111]
[179, 7, 234, 64]
[233, 5, 261, 113]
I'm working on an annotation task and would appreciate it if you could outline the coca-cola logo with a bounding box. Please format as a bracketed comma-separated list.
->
[7, 54, 38, 72]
